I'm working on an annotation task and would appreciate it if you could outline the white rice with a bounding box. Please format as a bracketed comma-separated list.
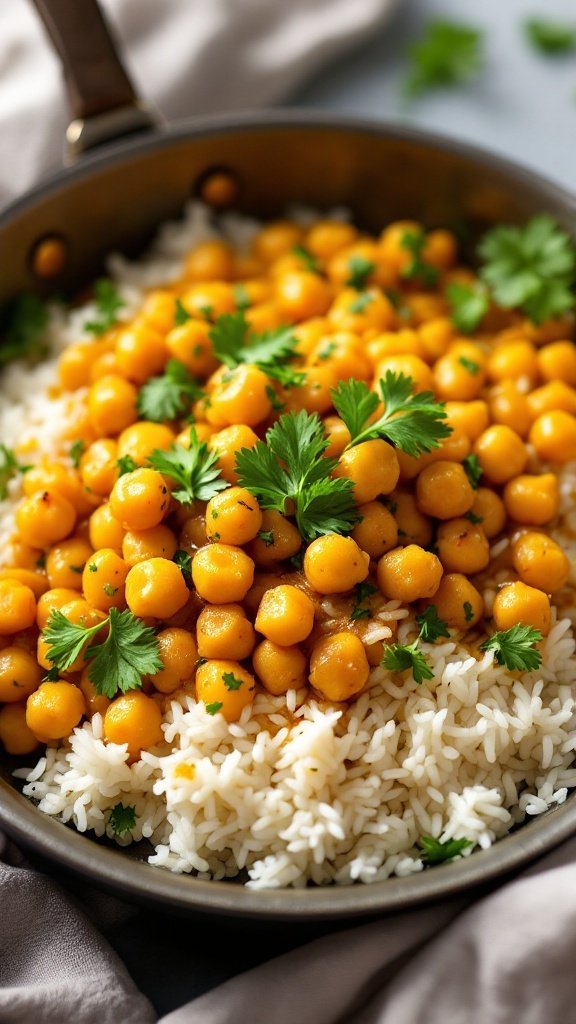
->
[3, 202, 576, 889]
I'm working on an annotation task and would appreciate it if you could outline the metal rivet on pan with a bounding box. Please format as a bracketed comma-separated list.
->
[30, 236, 68, 279]
[196, 168, 239, 208]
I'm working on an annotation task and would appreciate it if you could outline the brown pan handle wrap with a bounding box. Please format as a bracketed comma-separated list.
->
[31, 0, 158, 159]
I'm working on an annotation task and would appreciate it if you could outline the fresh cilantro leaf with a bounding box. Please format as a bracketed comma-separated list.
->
[478, 216, 576, 324]
[149, 428, 228, 504]
[292, 245, 319, 273]
[42, 609, 108, 672]
[447, 282, 489, 333]
[419, 835, 472, 864]
[0, 444, 30, 500]
[382, 640, 434, 684]
[350, 581, 378, 621]
[233, 283, 252, 310]
[400, 231, 439, 287]
[416, 606, 450, 643]
[109, 803, 136, 836]
[137, 360, 204, 422]
[117, 454, 138, 476]
[84, 279, 124, 336]
[174, 549, 193, 586]
[209, 311, 295, 369]
[205, 701, 223, 716]
[332, 372, 451, 457]
[462, 453, 482, 489]
[403, 20, 483, 99]
[463, 601, 474, 623]
[0, 294, 48, 366]
[346, 256, 375, 290]
[479, 623, 542, 671]
[348, 292, 374, 314]
[174, 298, 192, 325]
[42, 666, 61, 682]
[235, 409, 359, 541]
[524, 19, 576, 55]
[69, 439, 85, 469]
[222, 671, 244, 691]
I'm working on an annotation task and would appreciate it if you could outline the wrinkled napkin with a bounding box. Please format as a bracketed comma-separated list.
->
[2, 1, 575, 1023]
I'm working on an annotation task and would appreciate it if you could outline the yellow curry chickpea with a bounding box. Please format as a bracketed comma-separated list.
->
[205, 487, 263, 545]
[104, 691, 163, 757]
[150, 628, 198, 694]
[0, 647, 43, 703]
[529, 410, 576, 463]
[252, 640, 308, 695]
[36, 587, 81, 630]
[196, 604, 256, 660]
[0, 580, 37, 635]
[26, 681, 86, 741]
[195, 659, 256, 722]
[304, 535, 369, 594]
[503, 473, 559, 526]
[537, 340, 576, 386]
[209, 424, 259, 485]
[309, 633, 369, 702]
[427, 574, 483, 630]
[469, 488, 506, 539]
[351, 502, 399, 559]
[122, 525, 177, 567]
[473, 425, 528, 485]
[255, 585, 315, 646]
[376, 545, 443, 602]
[191, 544, 255, 603]
[81, 548, 129, 612]
[88, 374, 138, 437]
[435, 518, 490, 574]
[125, 557, 189, 619]
[0, 704, 39, 756]
[247, 510, 302, 566]
[207, 364, 272, 428]
[110, 468, 170, 531]
[415, 461, 475, 520]
[511, 533, 570, 593]
[89, 502, 125, 551]
[117, 422, 175, 467]
[16, 488, 77, 548]
[492, 581, 551, 637]
[390, 492, 433, 548]
[80, 439, 118, 496]
[46, 537, 93, 591]
[333, 439, 400, 503]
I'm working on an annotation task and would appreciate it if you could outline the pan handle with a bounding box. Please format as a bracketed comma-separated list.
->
[31, 0, 158, 160]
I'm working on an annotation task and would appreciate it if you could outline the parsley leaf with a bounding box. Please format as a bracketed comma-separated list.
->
[149, 428, 228, 504]
[400, 230, 439, 286]
[524, 19, 576, 55]
[117, 454, 138, 476]
[0, 444, 30, 500]
[462, 453, 482, 489]
[332, 372, 451, 457]
[419, 835, 472, 864]
[382, 640, 434, 685]
[346, 256, 375, 290]
[403, 20, 484, 99]
[209, 312, 300, 382]
[109, 803, 136, 836]
[416, 606, 450, 643]
[479, 623, 542, 672]
[84, 279, 124, 336]
[478, 216, 576, 324]
[447, 282, 489, 333]
[69, 439, 85, 469]
[0, 294, 48, 366]
[222, 671, 244, 691]
[235, 409, 359, 541]
[137, 360, 204, 422]
[174, 298, 192, 325]
[350, 581, 378, 621]
[292, 245, 319, 274]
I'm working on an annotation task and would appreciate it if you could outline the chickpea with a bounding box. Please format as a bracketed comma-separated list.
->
[275, 271, 332, 321]
[473, 425, 528, 485]
[179, 509, 208, 552]
[444, 400, 490, 442]
[205, 487, 262, 545]
[59, 341, 99, 390]
[309, 633, 369, 702]
[150, 628, 198, 694]
[115, 321, 168, 384]
[247, 510, 302, 566]
[182, 282, 235, 319]
[166, 319, 217, 377]
[304, 535, 369, 594]
[89, 502, 125, 552]
[503, 473, 559, 525]
[36, 587, 80, 629]
[418, 318, 454, 361]
[436, 519, 490, 574]
[109, 468, 170, 530]
[527, 381, 576, 419]
[184, 240, 234, 281]
[377, 544, 443, 602]
[328, 288, 395, 334]
[252, 640, 308, 695]
[255, 585, 315, 646]
[209, 424, 259, 485]
[351, 501, 399, 558]
[196, 604, 255, 660]
[537, 341, 576, 386]
[125, 557, 189, 618]
[423, 229, 457, 270]
[117, 422, 175, 467]
[433, 351, 485, 401]
[79, 670, 110, 718]
[392, 492, 433, 548]
[45, 538, 93, 591]
[16, 488, 77, 548]
[529, 410, 576, 463]
[195, 659, 256, 722]
[207, 364, 272, 428]
[141, 289, 179, 333]
[88, 374, 138, 437]
[333, 440, 400, 503]
[252, 220, 304, 263]
[469, 488, 506, 539]
[307, 333, 372, 382]
[283, 364, 337, 415]
[375, 354, 434, 395]
[80, 438, 118, 496]
[0, 580, 37, 635]
[104, 691, 163, 757]
[323, 416, 352, 459]
[0, 647, 42, 702]
[81, 548, 128, 612]
[488, 382, 533, 439]
[306, 219, 358, 259]
[23, 463, 93, 516]
[367, 329, 428, 365]
[492, 581, 551, 637]
[191, 544, 254, 603]
[415, 461, 474, 520]
[428, 574, 483, 630]
[26, 681, 85, 741]
[0, 567, 47, 601]
[326, 240, 381, 287]
[511, 532, 569, 592]
[487, 340, 539, 384]
[0, 704, 40, 755]
[122, 525, 177, 567]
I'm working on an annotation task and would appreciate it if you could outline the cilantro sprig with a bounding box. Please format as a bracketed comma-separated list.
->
[332, 372, 451, 457]
[479, 624, 542, 672]
[415, 606, 450, 643]
[382, 606, 450, 685]
[403, 20, 484, 99]
[42, 607, 163, 698]
[149, 428, 227, 505]
[235, 409, 359, 541]
[419, 835, 472, 864]
[0, 444, 30, 500]
[0, 294, 48, 367]
[84, 279, 124, 336]
[209, 312, 304, 387]
[109, 803, 137, 836]
[478, 216, 576, 324]
[137, 360, 204, 422]
[446, 282, 489, 334]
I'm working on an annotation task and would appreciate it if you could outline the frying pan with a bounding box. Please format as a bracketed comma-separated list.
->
[1, 0, 576, 920]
